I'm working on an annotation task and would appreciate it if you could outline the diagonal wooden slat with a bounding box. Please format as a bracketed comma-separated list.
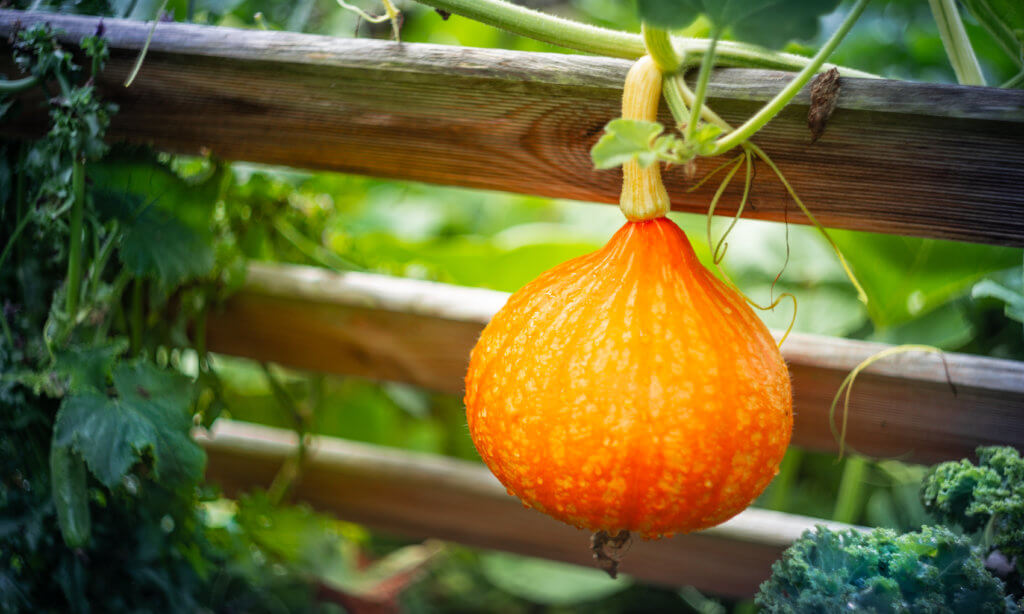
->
[198, 419, 861, 597]
[1, 11, 1024, 245]
[205, 263, 1024, 466]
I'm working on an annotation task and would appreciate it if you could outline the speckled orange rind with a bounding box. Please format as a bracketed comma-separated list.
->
[464, 217, 793, 538]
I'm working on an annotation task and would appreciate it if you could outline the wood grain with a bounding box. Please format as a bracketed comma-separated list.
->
[198, 419, 861, 597]
[205, 263, 1024, 466]
[2, 11, 1024, 245]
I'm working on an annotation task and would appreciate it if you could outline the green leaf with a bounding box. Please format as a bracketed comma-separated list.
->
[117, 198, 216, 285]
[690, 123, 724, 156]
[831, 231, 1022, 328]
[868, 302, 975, 350]
[973, 279, 1024, 324]
[591, 118, 670, 169]
[53, 340, 128, 394]
[90, 155, 220, 284]
[636, 0, 843, 49]
[961, 0, 1024, 72]
[479, 552, 631, 606]
[53, 361, 204, 489]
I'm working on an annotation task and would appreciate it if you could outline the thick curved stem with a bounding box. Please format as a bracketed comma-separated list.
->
[641, 25, 681, 73]
[712, 0, 872, 155]
[929, 0, 986, 86]
[0, 75, 39, 94]
[620, 57, 669, 221]
[412, 0, 877, 77]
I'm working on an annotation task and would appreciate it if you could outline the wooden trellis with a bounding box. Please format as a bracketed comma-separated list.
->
[3, 9, 1024, 597]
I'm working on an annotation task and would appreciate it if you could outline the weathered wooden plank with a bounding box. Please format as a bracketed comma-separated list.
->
[2, 11, 1024, 246]
[205, 263, 1024, 465]
[198, 419, 860, 597]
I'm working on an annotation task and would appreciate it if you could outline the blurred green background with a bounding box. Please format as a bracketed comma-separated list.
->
[32, 0, 1024, 610]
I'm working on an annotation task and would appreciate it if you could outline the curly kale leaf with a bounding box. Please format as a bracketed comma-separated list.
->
[922, 446, 1024, 556]
[756, 526, 1014, 613]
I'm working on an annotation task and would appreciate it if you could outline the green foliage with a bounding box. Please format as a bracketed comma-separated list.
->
[478, 552, 630, 606]
[832, 232, 1021, 330]
[591, 118, 721, 170]
[54, 361, 206, 489]
[115, 194, 217, 284]
[4, 3, 1024, 613]
[635, 0, 842, 48]
[0, 24, 318, 613]
[756, 526, 1014, 613]
[922, 446, 1024, 556]
[591, 119, 669, 169]
[974, 277, 1024, 328]
[961, 0, 1024, 78]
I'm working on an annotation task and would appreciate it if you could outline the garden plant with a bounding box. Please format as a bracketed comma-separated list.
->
[1, 0, 1023, 612]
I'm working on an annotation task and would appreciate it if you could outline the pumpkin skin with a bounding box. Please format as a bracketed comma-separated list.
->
[464, 217, 792, 538]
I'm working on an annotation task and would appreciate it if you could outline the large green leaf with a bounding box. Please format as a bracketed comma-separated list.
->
[53, 361, 204, 489]
[636, 0, 843, 48]
[118, 202, 216, 284]
[53, 340, 128, 394]
[961, 0, 1024, 73]
[479, 552, 630, 606]
[831, 231, 1022, 328]
[91, 156, 219, 284]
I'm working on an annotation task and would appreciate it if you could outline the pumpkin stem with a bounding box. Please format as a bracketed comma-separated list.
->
[590, 529, 632, 578]
[620, 56, 670, 222]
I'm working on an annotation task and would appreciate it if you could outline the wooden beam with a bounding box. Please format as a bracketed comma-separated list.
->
[2, 11, 1024, 246]
[205, 263, 1024, 466]
[198, 419, 860, 597]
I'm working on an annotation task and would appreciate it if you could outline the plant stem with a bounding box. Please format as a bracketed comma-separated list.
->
[193, 296, 208, 368]
[287, 0, 318, 32]
[261, 363, 309, 505]
[712, 0, 872, 155]
[125, 0, 168, 88]
[961, 0, 1024, 68]
[65, 160, 86, 321]
[0, 305, 12, 349]
[832, 455, 869, 524]
[83, 220, 118, 302]
[1003, 67, 1024, 89]
[130, 279, 143, 355]
[641, 25, 681, 73]
[767, 448, 804, 512]
[0, 214, 32, 275]
[686, 28, 721, 142]
[0, 76, 39, 94]
[273, 218, 361, 272]
[411, 0, 877, 77]
[121, 0, 139, 18]
[929, 0, 986, 86]
[664, 73, 732, 130]
[619, 57, 670, 221]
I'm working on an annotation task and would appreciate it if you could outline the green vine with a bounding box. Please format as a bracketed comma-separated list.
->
[412, 0, 877, 77]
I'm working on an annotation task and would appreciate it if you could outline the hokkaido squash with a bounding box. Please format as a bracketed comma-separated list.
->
[464, 216, 792, 538]
[464, 55, 792, 541]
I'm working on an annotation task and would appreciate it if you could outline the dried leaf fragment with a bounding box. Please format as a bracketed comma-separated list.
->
[808, 67, 841, 144]
[591, 530, 632, 579]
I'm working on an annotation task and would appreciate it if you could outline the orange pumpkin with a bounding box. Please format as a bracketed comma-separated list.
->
[464, 216, 792, 538]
